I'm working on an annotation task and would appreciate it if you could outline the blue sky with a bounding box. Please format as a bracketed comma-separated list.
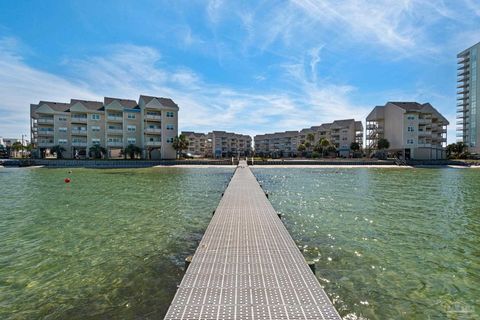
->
[1, 0, 480, 143]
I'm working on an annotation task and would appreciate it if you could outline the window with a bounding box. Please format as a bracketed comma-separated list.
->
[407, 126, 415, 132]
[59, 127, 68, 132]
[91, 139, 100, 144]
[167, 137, 174, 143]
[91, 114, 100, 120]
[127, 138, 136, 144]
[91, 126, 101, 132]
[58, 117, 67, 121]
[127, 113, 136, 119]
[166, 124, 175, 130]
[407, 115, 415, 120]
[166, 111, 174, 118]
[407, 139, 414, 144]
[127, 125, 136, 132]
[58, 139, 68, 144]
[108, 137, 122, 143]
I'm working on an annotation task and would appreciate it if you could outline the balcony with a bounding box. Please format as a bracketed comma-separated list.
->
[107, 115, 123, 122]
[457, 70, 470, 77]
[107, 141, 123, 147]
[38, 141, 54, 147]
[38, 130, 54, 136]
[457, 89, 469, 95]
[72, 141, 87, 147]
[107, 128, 123, 134]
[71, 116, 87, 123]
[71, 129, 87, 135]
[145, 114, 162, 121]
[145, 128, 161, 134]
[37, 118, 54, 124]
[146, 141, 161, 146]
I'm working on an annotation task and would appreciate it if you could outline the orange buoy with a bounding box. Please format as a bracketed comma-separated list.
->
[64, 178, 71, 183]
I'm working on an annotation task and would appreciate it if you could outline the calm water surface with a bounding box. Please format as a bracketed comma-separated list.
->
[1, 166, 479, 319]
[0, 167, 233, 319]
[254, 167, 480, 319]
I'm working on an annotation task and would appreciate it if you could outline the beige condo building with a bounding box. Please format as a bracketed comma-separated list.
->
[366, 102, 448, 160]
[254, 119, 363, 157]
[181, 131, 252, 158]
[30, 95, 179, 159]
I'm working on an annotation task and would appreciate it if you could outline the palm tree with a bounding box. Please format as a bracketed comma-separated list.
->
[319, 138, 330, 157]
[377, 138, 390, 150]
[297, 143, 306, 157]
[11, 141, 23, 158]
[50, 145, 66, 159]
[124, 144, 142, 159]
[172, 134, 189, 158]
[306, 133, 315, 154]
[89, 144, 107, 159]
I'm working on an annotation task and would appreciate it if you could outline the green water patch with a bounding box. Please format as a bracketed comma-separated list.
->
[0, 167, 233, 319]
[253, 167, 480, 320]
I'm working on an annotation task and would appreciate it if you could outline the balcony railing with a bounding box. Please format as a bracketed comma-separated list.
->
[146, 141, 161, 146]
[108, 128, 123, 134]
[37, 118, 54, 124]
[145, 114, 162, 121]
[71, 129, 87, 135]
[107, 116, 123, 121]
[107, 141, 123, 147]
[38, 141, 55, 147]
[72, 142, 87, 147]
[71, 117, 87, 123]
[145, 128, 161, 134]
[38, 131, 54, 136]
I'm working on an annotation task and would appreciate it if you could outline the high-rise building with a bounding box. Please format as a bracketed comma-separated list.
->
[30, 95, 179, 159]
[457, 42, 480, 153]
[366, 102, 448, 160]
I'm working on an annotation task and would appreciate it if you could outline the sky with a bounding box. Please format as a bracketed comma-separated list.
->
[0, 0, 480, 143]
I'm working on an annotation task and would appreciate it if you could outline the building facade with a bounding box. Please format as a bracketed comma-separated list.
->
[254, 119, 363, 157]
[457, 42, 480, 153]
[366, 102, 448, 160]
[30, 95, 179, 159]
[181, 131, 252, 158]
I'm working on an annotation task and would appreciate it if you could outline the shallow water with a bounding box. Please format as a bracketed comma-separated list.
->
[253, 167, 480, 319]
[0, 167, 233, 319]
[1, 166, 479, 319]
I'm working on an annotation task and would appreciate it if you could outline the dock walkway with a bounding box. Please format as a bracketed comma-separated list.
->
[165, 161, 341, 320]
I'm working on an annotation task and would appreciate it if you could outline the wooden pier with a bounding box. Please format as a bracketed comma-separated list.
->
[164, 161, 341, 320]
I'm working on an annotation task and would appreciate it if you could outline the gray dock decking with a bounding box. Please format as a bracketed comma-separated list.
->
[164, 161, 341, 320]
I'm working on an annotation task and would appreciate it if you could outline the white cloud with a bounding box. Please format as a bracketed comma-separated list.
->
[0, 38, 367, 139]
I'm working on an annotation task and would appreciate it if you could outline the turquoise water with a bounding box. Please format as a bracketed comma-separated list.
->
[1, 167, 479, 319]
[253, 168, 480, 319]
[0, 167, 233, 319]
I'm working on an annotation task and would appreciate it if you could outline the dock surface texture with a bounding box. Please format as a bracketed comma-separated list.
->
[165, 161, 341, 320]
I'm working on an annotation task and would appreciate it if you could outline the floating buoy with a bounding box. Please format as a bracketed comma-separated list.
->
[64, 178, 71, 183]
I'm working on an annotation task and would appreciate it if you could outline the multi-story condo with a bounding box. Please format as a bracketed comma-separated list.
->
[30, 95, 179, 159]
[366, 102, 448, 160]
[457, 42, 480, 153]
[182, 131, 209, 157]
[209, 131, 252, 158]
[181, 131, 252, 158]
[254, 119, 363, 157]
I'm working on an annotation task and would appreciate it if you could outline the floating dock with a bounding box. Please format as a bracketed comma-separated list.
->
[164, 161, 341, 320]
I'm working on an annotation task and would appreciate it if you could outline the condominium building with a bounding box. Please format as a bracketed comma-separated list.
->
[457, 42, 480, 153]
[30, 95, 179, 159]
[254, 119, 363, 157]
[366, 102, 448, 160]
[181, 131, 252, 158]
[182, 131, 209, 157]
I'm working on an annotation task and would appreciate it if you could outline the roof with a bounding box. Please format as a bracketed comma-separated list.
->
[70, 99, 104, 111]
[38, 101, 70, 112]
[388, 102, 424, 111]
[140, 95, 179, 108]
[104, 97, 137, 108]
[331, 119, 355, 127]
